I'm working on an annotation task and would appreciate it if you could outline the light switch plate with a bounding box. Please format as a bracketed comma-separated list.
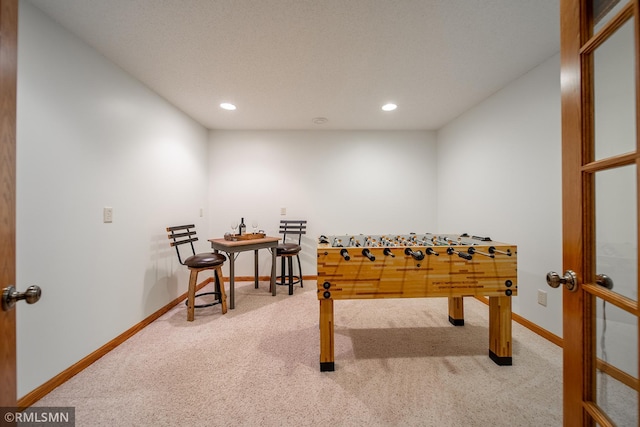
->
[103, 207, 113, 223]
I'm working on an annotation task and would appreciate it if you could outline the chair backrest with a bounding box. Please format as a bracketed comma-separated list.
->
[167, 224, 198, 265]
[279, 220, 307, 244]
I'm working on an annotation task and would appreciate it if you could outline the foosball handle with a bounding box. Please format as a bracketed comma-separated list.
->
[447, 247, 473, 260]
[362, 248, 376, 262]
[404, 247, 425, 261]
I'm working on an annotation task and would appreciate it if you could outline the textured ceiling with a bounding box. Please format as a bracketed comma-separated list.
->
[28, 0, 560, 131]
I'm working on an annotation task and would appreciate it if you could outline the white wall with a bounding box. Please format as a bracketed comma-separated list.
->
[436, 54, 563, 337]
[208, 130, 438, 277]
[16, 1, 210, 397]
[14, 1, 565, 400]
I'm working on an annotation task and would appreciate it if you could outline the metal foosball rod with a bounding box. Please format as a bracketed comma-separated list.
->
[467, 247, 494, 258]
[340, 248, 350, 261]
[488, 246, 512, 256]
[383, 248, 395, 257]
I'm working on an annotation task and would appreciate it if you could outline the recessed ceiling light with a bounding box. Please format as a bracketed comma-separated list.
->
[382, 103, 397, 112]
[220, 102, 236, 110]
[312, 117, 328, 125]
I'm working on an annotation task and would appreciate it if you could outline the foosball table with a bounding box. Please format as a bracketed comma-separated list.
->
[317, 233, 517, 371]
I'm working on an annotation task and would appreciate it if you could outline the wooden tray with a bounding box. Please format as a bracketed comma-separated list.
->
[224, 233, 266, 241]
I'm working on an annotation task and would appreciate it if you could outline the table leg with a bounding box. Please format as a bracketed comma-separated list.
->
[488, 295, 512, 365]
[271, 247, 277, 296]
[254, 249, 259, 289]
[319, 298, 334, 371]
[448, 296, 464, 326]
[229, 253, 236, 309]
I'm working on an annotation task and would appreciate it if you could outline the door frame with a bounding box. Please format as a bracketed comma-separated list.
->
[0, 0, 18, 410]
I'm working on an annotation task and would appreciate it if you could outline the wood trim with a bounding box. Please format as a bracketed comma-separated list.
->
[474, 296, 563, 347]
[16, 279, 211, 408]
[596, 358, 640, 391]
[0, 0, 18, 409]
[581, 151, 637, 172]
[582, 283, 639, 315]
[560, 0, 593, 423]
[583, 401, 616, 426]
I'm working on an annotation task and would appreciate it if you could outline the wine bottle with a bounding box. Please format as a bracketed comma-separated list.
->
[239, 218, 246, 236]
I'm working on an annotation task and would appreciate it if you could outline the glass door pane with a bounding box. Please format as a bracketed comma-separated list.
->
[593, 17, 636, 160]
[593, 0, 627, 33]
[595, 296, 638, 425]
[595, 165, 638, 301]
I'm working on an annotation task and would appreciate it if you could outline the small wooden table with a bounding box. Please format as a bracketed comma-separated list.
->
[208, 236, 280, 309]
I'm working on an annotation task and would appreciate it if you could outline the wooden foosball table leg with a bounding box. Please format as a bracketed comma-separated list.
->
[319, 298, 335, 371]
[489, 295, 512, 365]
[448, 296, 464, 326]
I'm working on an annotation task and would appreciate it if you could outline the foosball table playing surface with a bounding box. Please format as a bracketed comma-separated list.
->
[317, 233, 517, 371]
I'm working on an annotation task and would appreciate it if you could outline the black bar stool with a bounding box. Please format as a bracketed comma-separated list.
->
[276, 220, 306, 295]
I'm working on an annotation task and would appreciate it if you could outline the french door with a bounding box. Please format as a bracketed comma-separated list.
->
[560, 0, 640, 425]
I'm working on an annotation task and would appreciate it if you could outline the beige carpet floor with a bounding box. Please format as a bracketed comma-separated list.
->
[33, 280, 563, 426]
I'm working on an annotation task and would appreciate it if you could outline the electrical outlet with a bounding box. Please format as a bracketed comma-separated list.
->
[199, 207, 204, 217]
[537, 289, 547, 307]
[103, 207, 113, 223]
[280, 207, 286, 215]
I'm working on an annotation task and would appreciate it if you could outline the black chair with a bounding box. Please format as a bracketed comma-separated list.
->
[167, 225, 227, 321]
[276, 220, 306, 295]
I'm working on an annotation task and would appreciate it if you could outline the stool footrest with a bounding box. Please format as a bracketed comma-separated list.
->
[276, 275, 301, 286]
[186, 291, 223, 309]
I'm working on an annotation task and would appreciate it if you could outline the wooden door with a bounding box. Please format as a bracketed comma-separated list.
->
[560, 0, 640, 425]
[0, 0, 18, 409]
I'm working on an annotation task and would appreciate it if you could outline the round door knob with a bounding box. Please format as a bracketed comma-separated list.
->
[546, 270, 578, 292]
[2, 285, 42, 311]
[596, 273, 614, 290]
